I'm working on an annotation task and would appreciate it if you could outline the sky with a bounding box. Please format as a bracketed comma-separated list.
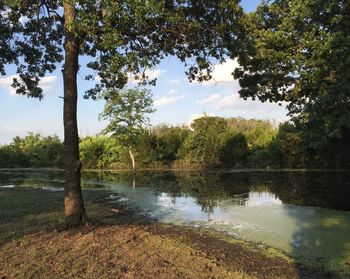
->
[0, 0, 288, 144]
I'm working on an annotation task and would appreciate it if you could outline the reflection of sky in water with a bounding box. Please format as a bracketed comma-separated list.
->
[245, 192, 282, 206]
[147, 191, 350, 275]
[153, 192, 287, 235]
[154, 191, 283, 223]
[0, 184, 15, 188]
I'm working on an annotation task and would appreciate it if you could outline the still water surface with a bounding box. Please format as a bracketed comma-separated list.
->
[1, 169, 350, 274]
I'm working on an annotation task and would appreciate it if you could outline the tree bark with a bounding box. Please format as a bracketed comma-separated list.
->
[63, 2, 86, 226]
[129, 148, 136, 174]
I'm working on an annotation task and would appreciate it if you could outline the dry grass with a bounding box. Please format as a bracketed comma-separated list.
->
[0, 225, 257, 279]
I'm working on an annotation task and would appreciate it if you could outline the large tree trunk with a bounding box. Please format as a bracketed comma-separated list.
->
[63, 2, 86, 226]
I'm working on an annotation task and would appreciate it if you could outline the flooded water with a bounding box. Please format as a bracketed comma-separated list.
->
[1, 169, 350, 275]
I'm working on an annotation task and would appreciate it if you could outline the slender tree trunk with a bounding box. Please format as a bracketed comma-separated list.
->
[129, 148, 136, 174]
[63, 2, 86, 226]
[132, 173, 136, 188]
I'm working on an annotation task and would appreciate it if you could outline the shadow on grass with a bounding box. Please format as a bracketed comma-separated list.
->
[0, 188, 115, 247]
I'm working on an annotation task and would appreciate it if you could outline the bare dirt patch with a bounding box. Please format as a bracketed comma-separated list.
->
[0, 222, 339, 279]
[0, 225, 253, 279]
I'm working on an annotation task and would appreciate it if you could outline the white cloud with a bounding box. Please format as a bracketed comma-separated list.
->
[145, 69, 164, 80]
[192, 59, 240, 86]
[210, 59, 238, 83]
[0, 75, 57, 96]
[215, 93, 274, 111]
[195, 90, 286, 113]
[154, 94, 185, 106]
[214, 93, 288, 121]
[169, 79, 180, 84]
[196, 93, 221, 105]
[129, 69, 165, 83]
[216, 94, 238, 109]
[94, 75, 102, 81]
[40, 76, 57, 86]
[194, 90, 288, 121]
[0, 9, 9, 19]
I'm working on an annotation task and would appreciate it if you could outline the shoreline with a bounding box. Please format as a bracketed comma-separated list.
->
[0, 187, 346, 278]
[1, 167, 350, 172]
[104, 199, 347, 279]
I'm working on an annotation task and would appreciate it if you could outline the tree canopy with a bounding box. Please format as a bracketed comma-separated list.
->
[234, 0, 350, 149]
[99, 87, 154, 172]
[1, 0, 244, 97]
[99, 88, 154, 143]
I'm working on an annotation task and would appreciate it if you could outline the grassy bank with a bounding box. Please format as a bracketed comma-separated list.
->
[0, 188, 341, 279]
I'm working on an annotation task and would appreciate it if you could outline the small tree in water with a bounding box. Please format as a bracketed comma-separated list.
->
[99, 88, 155, 173]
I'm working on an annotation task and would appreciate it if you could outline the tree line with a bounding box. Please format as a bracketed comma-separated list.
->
[1, 116, 349, 170]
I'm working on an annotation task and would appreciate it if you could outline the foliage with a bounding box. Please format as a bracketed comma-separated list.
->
[269, 123, 305, 168]
[227, 117, 277, 148]
[80, 136, 108, 169]
[178, 116, 228, 166]
[150, 125, 190, 163]
[233, 0, 350, 157]
[99, 87, 155, 171]
[99, 88, 154, 146]
[2, 115, 349, 169]
[0, 133, 63, 168]
[80, 136, 128, 169]
[219, 132, 249, 167]
[0, 0, 244, 98]
[247, 148, 274, 168]
[0, 144, 28, 168]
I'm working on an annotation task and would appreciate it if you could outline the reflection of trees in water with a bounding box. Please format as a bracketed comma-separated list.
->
[284, 203, 350, 278]
[81, 170, 350, 213]
[3, 170, 350, 212]
[0, 170, 64, 188]
[175, 172, 251, 213]
[174, 171, 350, 213]
[0, 172, 16, 185]
[5, 169, 349, 215]
[268, 171, 350, 211]
[6, 169, 345, 213]
[270, 171, 350, 277]
[81, 171, 252, 213]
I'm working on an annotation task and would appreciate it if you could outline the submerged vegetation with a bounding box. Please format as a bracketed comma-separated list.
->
[1, 116, 349, 170]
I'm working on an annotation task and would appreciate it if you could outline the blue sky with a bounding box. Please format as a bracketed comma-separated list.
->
[0, 0, 287, 144]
